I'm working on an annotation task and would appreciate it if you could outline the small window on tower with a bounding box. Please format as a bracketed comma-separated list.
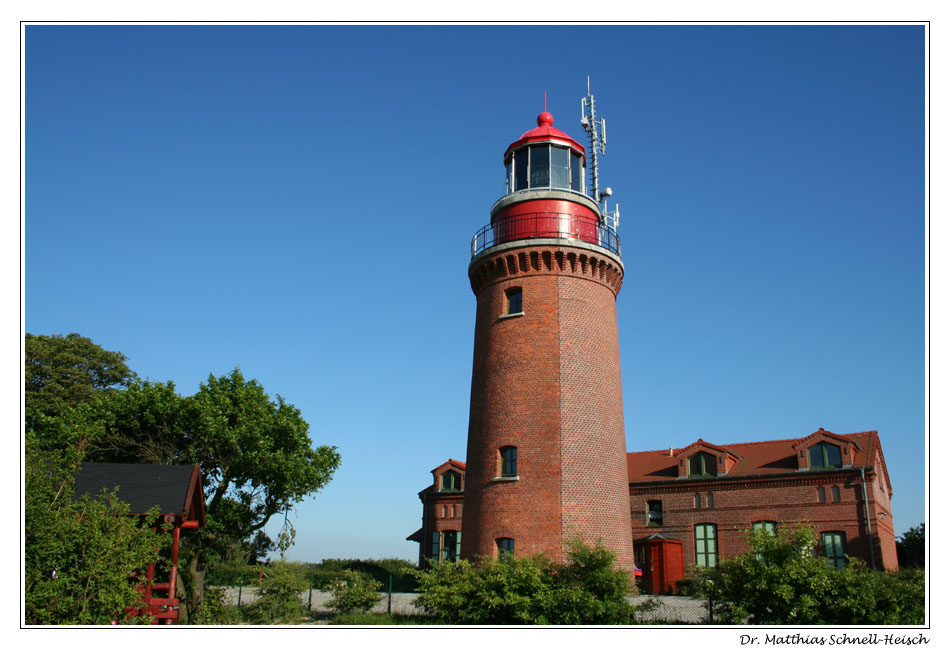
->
[506, 288, 523, 315]
[501, 446, 518, 477]
[497, 537, 515, 561]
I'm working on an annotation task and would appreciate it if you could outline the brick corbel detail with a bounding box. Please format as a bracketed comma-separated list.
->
[468, 245, 624, 296]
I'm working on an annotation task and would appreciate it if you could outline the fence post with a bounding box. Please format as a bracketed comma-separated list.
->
[238, 572, 244, 608]
[308, 575, 313, 611]
[387, 573, 392, 615]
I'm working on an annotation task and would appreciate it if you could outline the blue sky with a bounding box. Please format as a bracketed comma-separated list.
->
[25, 24, 925, 562]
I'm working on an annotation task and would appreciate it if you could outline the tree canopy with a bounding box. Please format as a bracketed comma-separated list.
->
[25, 333, 135, 435]
[24, 333, 341, 618]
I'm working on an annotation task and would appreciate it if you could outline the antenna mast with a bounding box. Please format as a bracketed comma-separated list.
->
[581, 77, 619, 230]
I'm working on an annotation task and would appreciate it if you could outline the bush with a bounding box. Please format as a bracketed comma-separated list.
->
[414, 540, 637, 625]
[326, 570, 383, 614]
[243, 561, 309, 624]
[186, 586, 243, 625]
[25, 444, 165, 625]
[703, 525, 925, 625]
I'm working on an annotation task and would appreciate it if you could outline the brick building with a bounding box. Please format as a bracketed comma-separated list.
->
[407, 95, 899, 586]
[408, 427, 899, 589]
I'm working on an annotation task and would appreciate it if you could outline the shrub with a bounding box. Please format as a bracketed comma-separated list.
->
[186, 586, 243, 625]
[326, 570, 383, 614]
[703, 525, 925, 625]
[414, 540, 637, 625]
[24, 444, 165, 625]
[243, 562, 309, 624]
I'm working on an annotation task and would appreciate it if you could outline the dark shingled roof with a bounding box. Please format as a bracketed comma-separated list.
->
[74, 462, 202, 517]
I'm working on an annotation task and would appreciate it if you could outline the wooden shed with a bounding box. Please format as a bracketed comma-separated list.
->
[74, 462, 206, 624]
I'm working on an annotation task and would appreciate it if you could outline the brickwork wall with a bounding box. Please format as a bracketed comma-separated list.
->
[463, 243, 633, 569]
[630, 469, 898, 571]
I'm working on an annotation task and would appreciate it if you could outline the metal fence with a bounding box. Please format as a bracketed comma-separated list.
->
[471, 212, 621, 258]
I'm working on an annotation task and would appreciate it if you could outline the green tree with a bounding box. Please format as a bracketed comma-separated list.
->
[76, 369, 341, 614]
[24, 443, 165, 625]
[896, 523, 925, 568]
[414, 541, 636, 625]
[25, 333, 135, 435]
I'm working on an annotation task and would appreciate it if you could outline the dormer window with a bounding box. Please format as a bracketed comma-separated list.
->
[809, 442, 843, 469]
[507, 144, 584, 194]
[688, 452, 717, 477]
[440, 470, 462, 492]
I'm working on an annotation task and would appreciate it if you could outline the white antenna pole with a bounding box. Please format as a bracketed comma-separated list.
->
[581, 77, 621, 231]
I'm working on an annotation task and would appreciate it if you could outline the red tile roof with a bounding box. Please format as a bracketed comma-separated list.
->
[627, 430, 886, 486]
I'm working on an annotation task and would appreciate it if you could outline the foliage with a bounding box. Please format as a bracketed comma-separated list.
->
[33, 362, 342, 613]
[413, 540, 637, 625]
[25, 333, 135, 436]
[326, 570, 383, 614]
[702, 525, 925, 625]
[185, 586, 244, 625]
[897, 523, 925, 568]
[243, 562, 310, 624]
[310, 558, 419, 592]
[24, 444, 164, 625]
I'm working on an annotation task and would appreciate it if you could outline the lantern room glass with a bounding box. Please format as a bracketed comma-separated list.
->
[508, 144, 584, 194]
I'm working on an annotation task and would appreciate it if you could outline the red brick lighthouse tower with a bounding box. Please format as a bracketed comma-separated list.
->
[462, 87, 635, 573]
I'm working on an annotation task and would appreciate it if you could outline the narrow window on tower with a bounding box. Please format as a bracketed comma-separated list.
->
[647, 500, 663, 527]
[570, 151, 583, 192]
[500, 446, 518, 477]
[817, 486, 826, 503]
[497, 537, 515, 561]
[550, 145, 570, 188]
[505, 287, 523, 315]
[529, 144, 550, 188]
[707, 492, 714, 509]
[514, 149, 528, 191]
[832, 485, 841, 502]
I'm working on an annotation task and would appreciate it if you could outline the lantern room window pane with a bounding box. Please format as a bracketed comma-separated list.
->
[529, 145, 549, 188]
[571, 151, 583, 191]
[505, 159, 513, 193]
[514, 149, 528, 190]
[550, 146, 570, 188]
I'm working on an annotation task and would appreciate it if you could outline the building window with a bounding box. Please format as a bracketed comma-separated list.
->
[430, 531, 440, 562]
[832, 485, 841, 502]
[441, 470, 461, 492]
[688, 452, 716, 477]
[647, 500, 663, 527]
[694, 493, 702, 509]
[452, 505, 458, 518]
[497, 537, 515, 561]
[706, 492, 714, 509]
[809, 442, 843, 468]
[817, 486, 826, 503]
[695, 524, 718, 568]
[441, 530, 461, 562]
[500, 446, 518, 477]
[505, 288, 522, 315]
[820, 531, 848, 569]
[752, 521, 778, 535]
[442, 505, 448, 518]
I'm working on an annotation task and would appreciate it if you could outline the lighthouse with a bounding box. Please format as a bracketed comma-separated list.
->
[461, 88, 635, 573]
